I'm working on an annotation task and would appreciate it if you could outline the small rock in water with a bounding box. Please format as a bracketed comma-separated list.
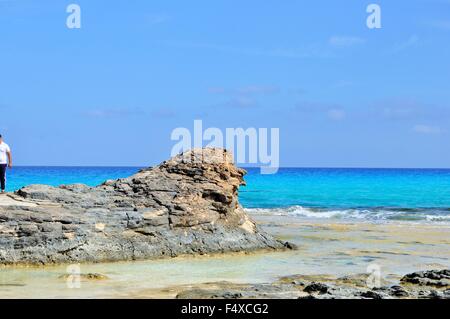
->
[283, 241, 297, 250]
[303, 282, 329, 294]
[58, 273, 109, 281]
[359, 290, 384, 299]
[388, 285, 409, 297]
[217, 292, 243, 299]
[401, 269, 450, 287]
[427, 290, 443, 299]
[291, 280, 305, 286]
[298, 295, 316, 299]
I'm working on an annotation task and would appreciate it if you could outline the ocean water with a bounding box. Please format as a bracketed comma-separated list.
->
[241, 168, 450, 222]
[5, 166, 141, 191]
[4, 167, 450, 222]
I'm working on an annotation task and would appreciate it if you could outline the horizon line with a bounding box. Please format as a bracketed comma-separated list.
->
[9, 165, 450, 170]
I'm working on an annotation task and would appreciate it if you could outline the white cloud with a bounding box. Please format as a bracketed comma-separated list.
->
[236, 85, 279, 95]
[83, 108, 144, 118]
[327, 109, 346, 121]
[226, 96, 256, 108]
[166, 41, 332, 59]
[209, 85, 279, 95]
[332, 80, 354, 88]
[208, 87, 226, 94]
[413, 124, 444, 134]
[329, 36, 366, 47]
[146, 14, 170, 25]
[391, 35, 419, 53]
[295, 101, 346, 121]
[427, 19, 450, 31]
[151, 108, 176, 118]
[209, 85, 278, 109]
[374, 98, 450, 121]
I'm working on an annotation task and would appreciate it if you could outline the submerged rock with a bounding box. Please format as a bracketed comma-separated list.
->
[172, 270, 450, 299]
[359, 290, 384, 299]
[303, 282, 329, 294]
[58, 273, 109, 281]
[388, 285, 409, 297]
[401, 270, 450, 287]
[0, 148, 290, 265]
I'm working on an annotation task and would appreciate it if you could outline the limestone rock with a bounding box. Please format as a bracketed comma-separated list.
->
[401, 269, 450, 287]
[0, 148, 289, 265]
[172, 270, 450, 299]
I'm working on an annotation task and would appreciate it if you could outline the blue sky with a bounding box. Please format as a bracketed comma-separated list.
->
[1, 0, 449, 167]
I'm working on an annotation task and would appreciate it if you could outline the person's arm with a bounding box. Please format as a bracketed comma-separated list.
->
[7, 150, 12, 168]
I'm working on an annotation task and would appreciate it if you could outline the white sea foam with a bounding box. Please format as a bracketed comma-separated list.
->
[425, 214, 450, 222]
[244, 206, 450, 223]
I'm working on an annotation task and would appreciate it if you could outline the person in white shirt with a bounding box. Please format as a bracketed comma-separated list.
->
[0, 134, 13, 193]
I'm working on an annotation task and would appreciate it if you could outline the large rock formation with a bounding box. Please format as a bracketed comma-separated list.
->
[0, 148, 289, 265]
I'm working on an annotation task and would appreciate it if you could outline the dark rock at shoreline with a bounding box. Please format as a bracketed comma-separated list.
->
[0, 148, 290, 265]
[388, 285, 409, 297]
[401, 270, 450, 287]
[359, 290, 384, 299]
[303, 282, 329, 294]
[174, 270, 450, 299]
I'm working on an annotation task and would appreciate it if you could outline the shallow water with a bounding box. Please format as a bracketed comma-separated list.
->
[1, 215, 449, 298]
[2, 167, 450, 297]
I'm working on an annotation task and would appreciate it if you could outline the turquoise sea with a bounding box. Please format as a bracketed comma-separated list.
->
[4, 167, 450, 222]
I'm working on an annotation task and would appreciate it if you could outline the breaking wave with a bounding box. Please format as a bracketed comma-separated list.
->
[244, 206, 450, 222]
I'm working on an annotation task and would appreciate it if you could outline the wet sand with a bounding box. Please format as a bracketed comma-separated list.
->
[1, 213, 449, 298]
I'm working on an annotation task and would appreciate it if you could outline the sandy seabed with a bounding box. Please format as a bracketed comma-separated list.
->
[0, 213, 449, 298]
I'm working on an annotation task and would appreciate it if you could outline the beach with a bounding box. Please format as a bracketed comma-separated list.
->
[1, 165, 450, 298]
[2, 0, 450, 306]
[1, 212, 448, 298]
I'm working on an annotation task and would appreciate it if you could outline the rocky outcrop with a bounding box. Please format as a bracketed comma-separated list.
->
[401, 270, 450, 287]
[0, 148, 289, 265]
[174, 270, 450, 299]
